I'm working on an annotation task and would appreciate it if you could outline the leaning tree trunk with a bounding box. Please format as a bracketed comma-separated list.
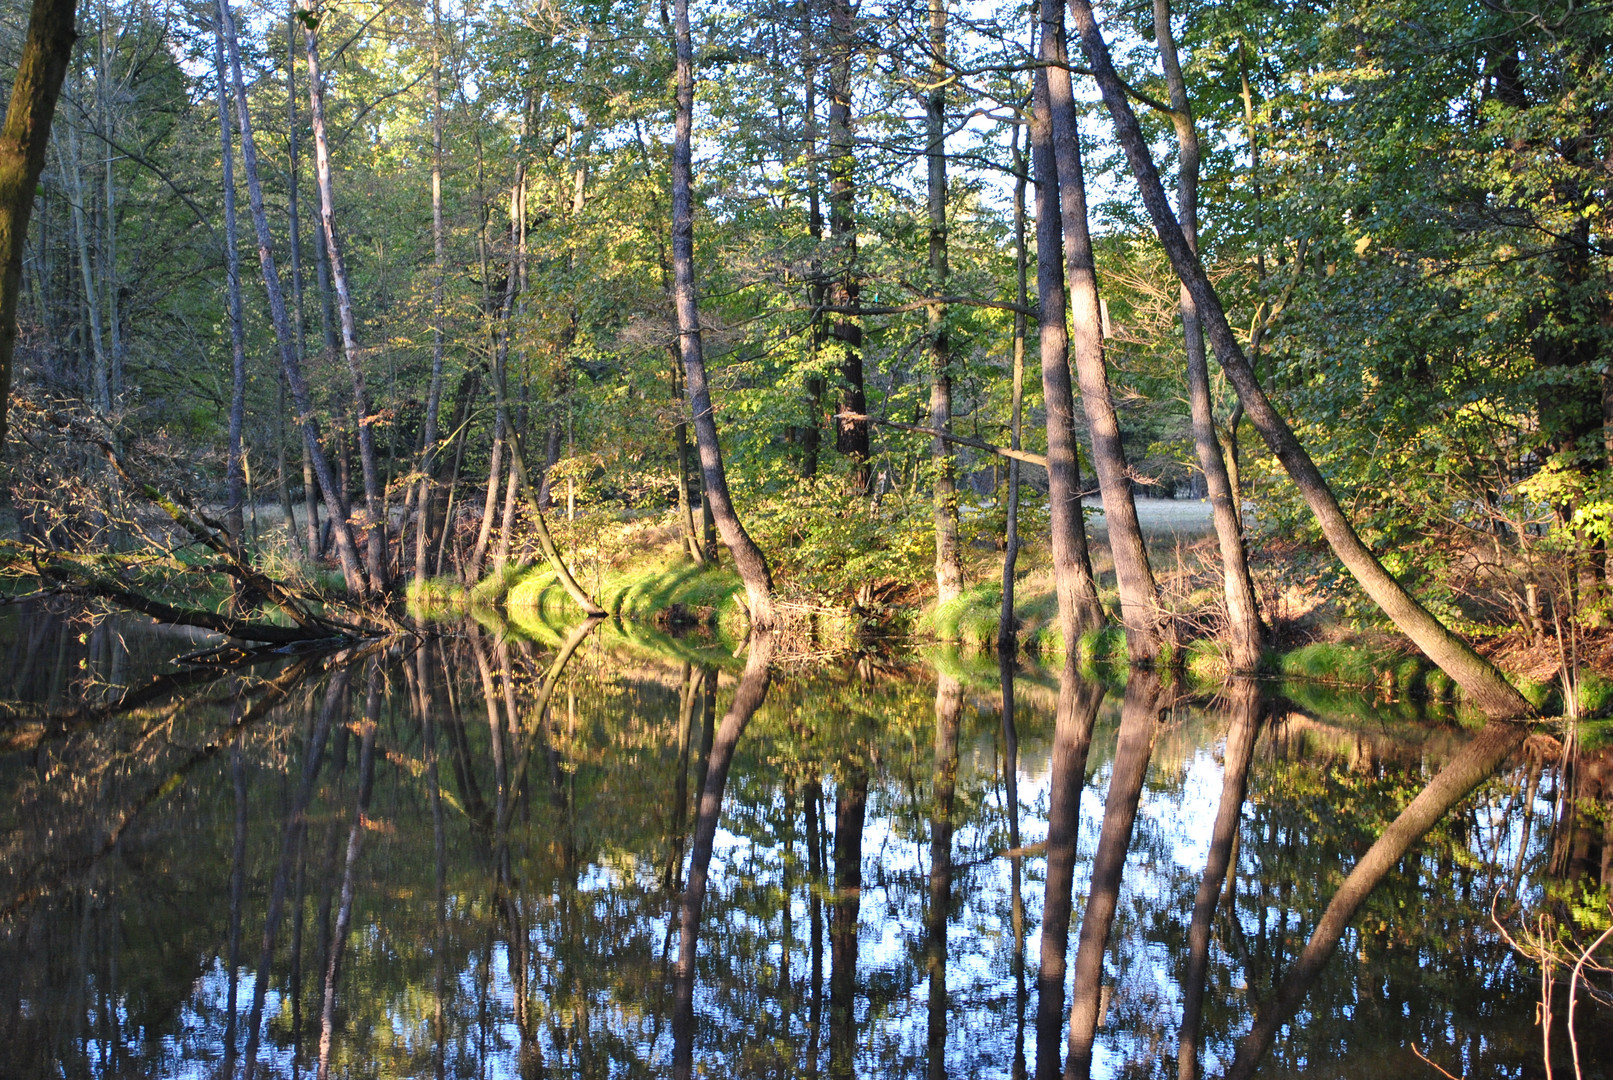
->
[1046, 3, 1165, 662]
[925, 0, 963, 607]
[0, 0, 76, 447]
[213, 14, 248, 547]
[220, 0, 366, 594]
[1030, 47, 1105, 654]
[671, 0, 776, 629]
[1064, 0, 1533, 720]
[286, 7, 320, 558]
[299, 0, 387, 595]
[1153, 0, 1264, 672]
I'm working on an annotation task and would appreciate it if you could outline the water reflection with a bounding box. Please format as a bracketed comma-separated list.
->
[0, 604, 1607, 1078]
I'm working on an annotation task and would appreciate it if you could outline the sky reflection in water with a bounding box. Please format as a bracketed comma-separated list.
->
[0, 607, 1600, 1079]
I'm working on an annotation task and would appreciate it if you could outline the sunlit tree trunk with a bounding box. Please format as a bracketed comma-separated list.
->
[827, 0, 868, 491]
[299, 0, 387, 594]
[671, 0, 776, 629]
[1153, 0, 1264, 671]
[219, 0, 365, 593]
[926, 0, 963, 607]
[1046, 3, 1165, 661]
[1030, 39, 1104, 652]
[412, 0, 447, 588]
[1064, 0, 1533, 719]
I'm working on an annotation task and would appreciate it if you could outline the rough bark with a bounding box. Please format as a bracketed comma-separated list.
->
[299, 0, 387, 594]
[220, 0, 365, 594]
[1065, 671, 1162, 1079]
[1153, 0, 1264, 671]
[1031, 49, 1105, 651]
[827, 0, 869, 491]
[671, 0, 776, 629]
[926, 0, 963, 607]
[1063, 0, 1534, 720]
[1045, 4, 1164, 661]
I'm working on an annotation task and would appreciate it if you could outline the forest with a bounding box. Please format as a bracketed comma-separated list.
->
[0, 0, 1610, 1074]
[0, 0, 1606, 717]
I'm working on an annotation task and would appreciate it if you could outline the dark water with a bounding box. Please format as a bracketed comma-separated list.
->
[0, 603, 1608, 1079]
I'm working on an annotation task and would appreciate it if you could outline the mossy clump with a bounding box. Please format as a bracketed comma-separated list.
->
[406, 575, 468, 615]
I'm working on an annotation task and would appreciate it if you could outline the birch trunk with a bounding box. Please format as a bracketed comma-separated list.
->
[414, 0, 447, 588]
[299, 0, 386, 594]
[212, 14, 247, 545]
[219, 0, 365, 593]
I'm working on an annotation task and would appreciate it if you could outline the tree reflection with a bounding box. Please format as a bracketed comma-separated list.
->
[1034, 655, 1105, 1080]
[927, 672, 963, 1080]
[671, 632, 775, 1080]
[1225, 718, 1528, 1080]
[1177, 678, 1264, 1080]
[1066, 671, 1163, 1080]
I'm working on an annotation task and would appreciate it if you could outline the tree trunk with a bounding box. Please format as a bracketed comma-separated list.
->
[800, 0, 824, 479]
[671, 0, 776, 629]
[220, 0, 365, 594]
[827, 0, 868, 491]
[213, 16, 248, 547]
[64, 116, 109, 415]
[1153, 0, 1264, 671]
[671, 354, 706, 565]
[1046, 3, 1164, 661]
[0, 0, 76, 446]
[1063, 0, 1533, 720]
[1030, 45, 1104, 652]
[999, 116, 1029, 657]
[299, 0, 387, 595]
[926, 0, 963, 608]
[285, 6, 319, 559]
[414, 0, 447, 589]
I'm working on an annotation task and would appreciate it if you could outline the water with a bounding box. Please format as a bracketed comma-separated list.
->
[0, 602, 1607, 1079]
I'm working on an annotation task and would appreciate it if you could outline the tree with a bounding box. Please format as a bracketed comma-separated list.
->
[0, 0, 78, 448]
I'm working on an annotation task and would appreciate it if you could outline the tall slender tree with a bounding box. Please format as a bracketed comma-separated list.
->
[1046, 1, 1165, 661]
[826, 0, 868, 492]
[1064, 0, 1534, 719]
[220, 0, 365, 594]
[298, 0, 387, 594]
[671, 0, 776, 628]
[1153, 0, 1263, 670]
[212, 11, 247, 547]
[1031, 26, 1104, 652]
[925, 0, 963, 607]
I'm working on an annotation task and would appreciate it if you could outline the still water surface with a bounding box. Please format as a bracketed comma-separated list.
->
[0, 604, 1605, 1079]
